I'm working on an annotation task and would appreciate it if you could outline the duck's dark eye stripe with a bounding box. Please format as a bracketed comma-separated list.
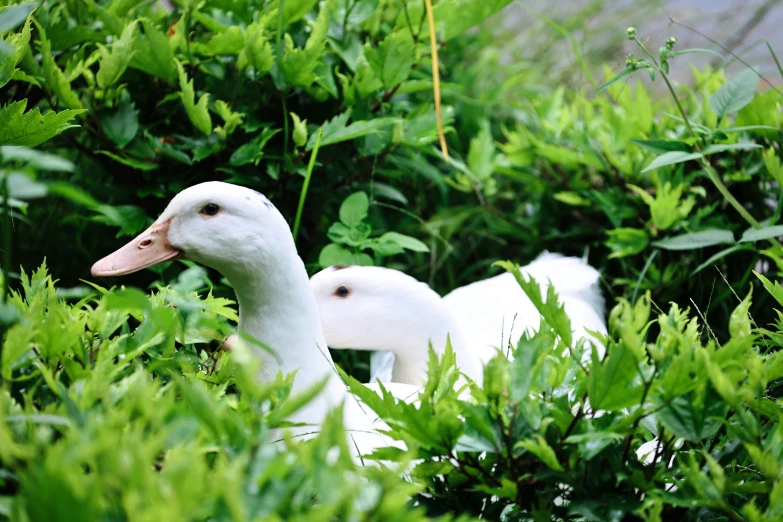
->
[201, 203, 220, 216]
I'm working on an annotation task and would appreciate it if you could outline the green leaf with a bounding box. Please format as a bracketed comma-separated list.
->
[710, 68, 759, 120]
[739, 225, 783, 243]
[101, 99, 139, 148]
[630, 139, 691, 155]
[653, 230, 735, 251]
[96, 21, 137, 89]
[607, 228, 648, 258]
[692, 245, 750, 274]
[673, 48, 724, 60]
[377, 231, 429, 252]
[279, 2, 331, 87]
[467, 120, 496, 180]
[596, 67, 636, 93]
[0, 146, 74, 171]
[318, 243, 373, 267]
[641, 151, 702, 173]
[0, 2, 34, 36]
[6, 171, 47, 199]
[339, 192, 369, 227]
[764, 147, 783, 185]
[516, 435, 563, 471]
[0, 10, 31, 89]
[587, 342, 643, 411]
[213, 100, 244, 140]
[176, 60, 212, 135]
[729, 290, 752, 339]
[244, 21, 274, 73]
[553, 191, 590, 206]
[307, 112, 398, 150]
[364, 37, 415, 89]
[95, 150, 158, 171]
[496, 260, 573, 348]
[40, 35, 83, 110]
[702, 143, 762, 155]
[656, 392, 726, 442]
[0, 100, 85, 147]
[130, 19, 175, 82]
[197, 26, 244, 56]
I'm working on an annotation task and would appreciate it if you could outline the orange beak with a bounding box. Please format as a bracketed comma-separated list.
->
[91, 218, 183, 277]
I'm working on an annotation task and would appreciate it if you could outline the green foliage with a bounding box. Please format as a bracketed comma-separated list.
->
[320, 191, 429, 267]
[1, 2, 783, 519]
[0, 264, 448, 522]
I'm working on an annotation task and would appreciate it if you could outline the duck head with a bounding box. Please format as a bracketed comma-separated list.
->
[91, 181, 289, 279]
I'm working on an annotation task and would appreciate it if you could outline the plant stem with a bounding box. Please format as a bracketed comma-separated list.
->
[293, 129, 323, 242]
[423, 0, 448, 162]
[1, 172, 9, 303]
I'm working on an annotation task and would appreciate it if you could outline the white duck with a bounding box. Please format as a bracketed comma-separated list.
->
[90, 181, 416, 457]
[309, 253, 607, 385]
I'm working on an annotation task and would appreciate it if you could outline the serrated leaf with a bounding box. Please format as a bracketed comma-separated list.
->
[710, 68, 759, 120]
[588, 342, 643, 411]
[641, 151, 703, 173]
[176, 60, 212, 135]
[197, 26, 243, 56]
[244, 21, 274, 73]
[213, 100, 243, 140]
[40, 35, 83, 110]
[101, 99, 139, 148]
[0, 100, 85, 147]
[131, 18, 175, 82]
[656, 392, 726, 442]
[96, 21, 137, 89]
[653, 229, 735, 251]
[364, 37, 415, 89]
[495, 260, 573, 347]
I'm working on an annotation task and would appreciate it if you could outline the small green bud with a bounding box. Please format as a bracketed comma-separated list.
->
[666, 36, 677, 48]
[626, 27, 636, 39]
[290, 112, 308, 148]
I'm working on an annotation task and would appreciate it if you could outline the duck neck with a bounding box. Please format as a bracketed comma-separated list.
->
[225, 248, 346, 407]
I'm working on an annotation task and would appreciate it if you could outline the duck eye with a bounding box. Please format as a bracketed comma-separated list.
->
[201, 203, 220, 216]
[335, 286, 350, 298]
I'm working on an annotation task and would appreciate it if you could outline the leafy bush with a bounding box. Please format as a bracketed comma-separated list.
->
[3, 0, 783, 520]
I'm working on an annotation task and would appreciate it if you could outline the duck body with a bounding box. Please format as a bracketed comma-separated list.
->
[442, 252, 607, 365]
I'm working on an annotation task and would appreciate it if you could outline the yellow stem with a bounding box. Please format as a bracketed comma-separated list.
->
[424, 0, 448, 162]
